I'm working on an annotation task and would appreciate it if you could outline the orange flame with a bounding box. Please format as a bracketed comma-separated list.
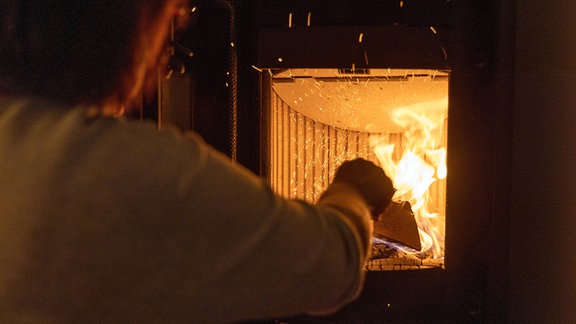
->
[370, 102, 447, 259]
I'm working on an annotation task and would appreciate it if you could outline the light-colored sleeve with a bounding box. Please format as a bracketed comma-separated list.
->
[0, 104, 371, 323]
[146, 130, 372, 322]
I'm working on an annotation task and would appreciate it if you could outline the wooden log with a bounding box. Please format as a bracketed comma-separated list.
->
[372, 201, 422, 251]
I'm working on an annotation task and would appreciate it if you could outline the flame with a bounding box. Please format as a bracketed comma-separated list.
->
[370, 101, 447, 259]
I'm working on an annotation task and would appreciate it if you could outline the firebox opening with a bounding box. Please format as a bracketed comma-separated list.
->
[265, 68, 448, 271]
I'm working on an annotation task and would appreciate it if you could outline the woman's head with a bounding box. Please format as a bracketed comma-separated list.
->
[0, 0, 184, 112]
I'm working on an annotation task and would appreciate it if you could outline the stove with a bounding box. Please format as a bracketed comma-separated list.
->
[150, 0, 514, 322]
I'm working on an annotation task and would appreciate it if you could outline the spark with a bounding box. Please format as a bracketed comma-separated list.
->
[440, 45, 448, 61]
[307, 12, 312, 26]
[429, 26, 438, 34]
[399, 1, 404, 8]
[288, 13, 293, 28]
[251, 65, 263, 72]
[358, 33, 364, 43]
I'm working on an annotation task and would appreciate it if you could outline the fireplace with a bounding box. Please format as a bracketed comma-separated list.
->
[153, 0, 514, 322]
[263, 67, 448, 271]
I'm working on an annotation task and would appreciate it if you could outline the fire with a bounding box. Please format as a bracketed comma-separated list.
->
[370, 100, 447, 259]
[267, 67, 449, 263]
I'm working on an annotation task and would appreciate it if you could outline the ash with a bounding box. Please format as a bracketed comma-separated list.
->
[366, 240, 444, 271]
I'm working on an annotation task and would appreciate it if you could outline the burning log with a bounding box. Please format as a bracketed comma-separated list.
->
[372, 201, 421, 251]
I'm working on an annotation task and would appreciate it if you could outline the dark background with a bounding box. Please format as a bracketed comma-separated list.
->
[510, 0, 576, 322]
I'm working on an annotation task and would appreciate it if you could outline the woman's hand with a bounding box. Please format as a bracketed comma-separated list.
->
[332, 158, 395, 218]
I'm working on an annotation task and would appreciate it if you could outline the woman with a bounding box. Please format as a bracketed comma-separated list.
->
[0, 0, 394, 322]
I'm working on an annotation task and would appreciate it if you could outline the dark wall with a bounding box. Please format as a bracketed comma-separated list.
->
[510, 1, 576, 322]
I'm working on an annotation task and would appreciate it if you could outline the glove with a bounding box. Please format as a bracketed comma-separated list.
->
[332, 158, 395, 218]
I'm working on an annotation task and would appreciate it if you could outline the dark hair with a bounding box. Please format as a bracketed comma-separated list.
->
[0, 0, 171, 108]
